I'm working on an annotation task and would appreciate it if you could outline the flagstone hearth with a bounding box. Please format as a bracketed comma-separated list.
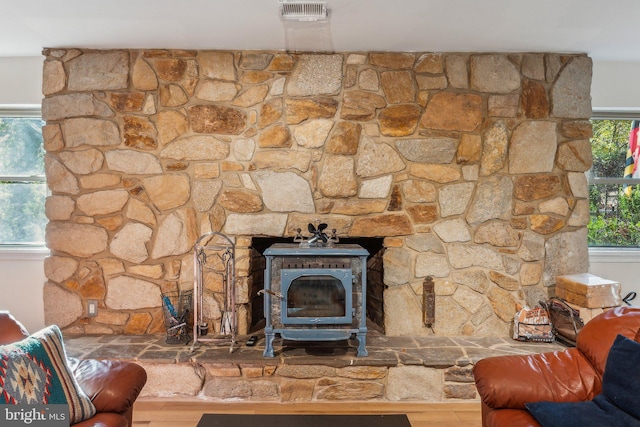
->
[64, 330, 563, 402]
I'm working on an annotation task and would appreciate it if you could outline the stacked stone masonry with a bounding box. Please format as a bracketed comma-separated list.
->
[41, 49, 593, 337]
[139, 362, 477, 402]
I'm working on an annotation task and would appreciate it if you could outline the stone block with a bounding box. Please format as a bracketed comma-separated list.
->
[248, 380, 280, 401]
[287, 54, 343, 96]
[202, 378, 252, 399]
[241, 366, 264, 378]
[280, 379, 315, 402]
[43, 282, 83, 328]
[276, 365, 335, 379]
[444, 365, 475, 383]
[336, 366, 387, 380]
[387, 366, 442, 401]
[205, 363, 242, 377]
[443, 383, 477, 399]
[315, 381, 384, 400]
[140, 363, 204, 397]
[556, 273, 622, 309]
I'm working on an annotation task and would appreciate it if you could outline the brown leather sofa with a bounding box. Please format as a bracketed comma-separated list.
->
[0, 311, 147, 427]
[473, 307, 640, 427]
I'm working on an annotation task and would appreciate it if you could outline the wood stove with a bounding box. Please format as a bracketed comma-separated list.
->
[262, 243, 369, 357]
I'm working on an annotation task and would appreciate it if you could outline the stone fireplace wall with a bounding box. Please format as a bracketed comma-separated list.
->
[41, 49, 592, 337]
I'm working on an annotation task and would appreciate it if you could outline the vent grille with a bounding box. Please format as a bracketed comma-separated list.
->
[280, 1, 328, 21]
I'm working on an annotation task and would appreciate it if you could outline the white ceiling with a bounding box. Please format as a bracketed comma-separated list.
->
[2, 0, 640, 62]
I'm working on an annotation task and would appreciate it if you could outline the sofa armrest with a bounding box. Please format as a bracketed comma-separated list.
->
[68, 358, 147, 415]
[577, 307, 640, 375]
[473, 348, 600, 410]
[0, 311, 29, 344]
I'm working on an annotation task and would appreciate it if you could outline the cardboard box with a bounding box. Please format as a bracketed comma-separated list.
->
[555, 273, 621, 309]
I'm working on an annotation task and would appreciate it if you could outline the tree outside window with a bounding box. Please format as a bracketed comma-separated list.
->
[589, 118, 640, 247]
[0, 114, 46, 245]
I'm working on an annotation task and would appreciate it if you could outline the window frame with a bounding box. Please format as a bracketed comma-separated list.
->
[589, 110, 640, 250]
[0, 107, 48, 250]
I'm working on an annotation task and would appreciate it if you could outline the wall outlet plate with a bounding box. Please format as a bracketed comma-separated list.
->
[87, 300, 98, 317]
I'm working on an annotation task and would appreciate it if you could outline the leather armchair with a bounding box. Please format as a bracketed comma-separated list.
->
[473, 307, 640, 427]
[0, 311, 147, 427]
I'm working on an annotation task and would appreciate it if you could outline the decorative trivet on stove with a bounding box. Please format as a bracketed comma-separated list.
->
[293, 220, 339, 247]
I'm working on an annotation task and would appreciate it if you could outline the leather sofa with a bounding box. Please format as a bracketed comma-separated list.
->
[0, 311, 147, 427]
[473, 307, 640, 427]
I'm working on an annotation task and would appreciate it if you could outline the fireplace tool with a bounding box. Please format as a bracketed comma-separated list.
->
[191, 232, 237, 353]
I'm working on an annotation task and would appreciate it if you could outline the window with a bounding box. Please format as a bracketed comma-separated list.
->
[589, 114, 640, 247]
[0, 110, 46, 246]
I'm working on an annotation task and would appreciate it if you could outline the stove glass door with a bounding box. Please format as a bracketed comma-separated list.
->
[281, 268, 352, 325]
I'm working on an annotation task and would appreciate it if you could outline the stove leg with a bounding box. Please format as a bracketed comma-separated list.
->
[263, 329, 275, 357]
[356, 332, 368, 357]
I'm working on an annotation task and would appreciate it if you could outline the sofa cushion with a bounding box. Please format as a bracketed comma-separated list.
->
[0, 325, 96, 424]
[526, 397, 640, 427]
[601, 332, 640, 419]
[526, 334, 640, 427]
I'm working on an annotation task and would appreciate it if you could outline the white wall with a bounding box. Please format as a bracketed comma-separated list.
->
[1, 56, 639, 332]
[0, 250, 48, 332]
[0, 56, 43, 106]
[592, 62, 640, 112]
[589, 251, 640, 307]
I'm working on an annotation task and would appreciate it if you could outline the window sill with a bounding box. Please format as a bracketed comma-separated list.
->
[588, 247, 640, 263]
[0, 246, 49, 261]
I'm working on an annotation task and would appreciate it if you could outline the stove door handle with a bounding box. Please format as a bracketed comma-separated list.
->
[258, 289, 284, 299]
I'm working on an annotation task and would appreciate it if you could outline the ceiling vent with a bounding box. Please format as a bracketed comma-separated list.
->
[280, 1, 328, 21]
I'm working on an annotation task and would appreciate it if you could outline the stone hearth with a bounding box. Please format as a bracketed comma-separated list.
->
[41, 49, 592, 338]
[63, 332, 563, 402]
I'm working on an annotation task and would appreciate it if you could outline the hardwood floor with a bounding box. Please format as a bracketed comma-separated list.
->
[132, 399, 482, 427]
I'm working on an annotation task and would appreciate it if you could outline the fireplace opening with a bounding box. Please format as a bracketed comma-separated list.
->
[249, 237, 385, 333]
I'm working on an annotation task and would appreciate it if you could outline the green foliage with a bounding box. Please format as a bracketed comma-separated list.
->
[589, 184, 599, 213]
[588, 183, 640, 247]
[590, 119, 630, 178]
[619, 185, 640, 223]
[588, 215, 640, 246]
[588, 119, 640, 247]
[0, 117, 46, 245]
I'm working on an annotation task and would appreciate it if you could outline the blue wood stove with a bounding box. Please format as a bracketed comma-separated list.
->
[262, 243, 369, 357]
